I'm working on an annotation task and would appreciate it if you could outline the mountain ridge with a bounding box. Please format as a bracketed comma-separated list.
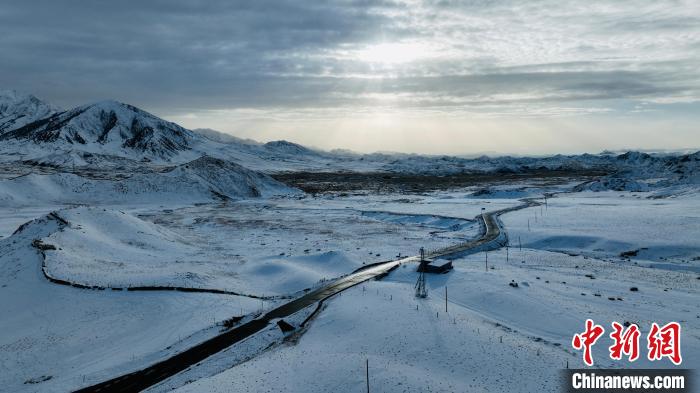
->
[0, 90, 60, 134]
[0, 100, 202, 161]
[0, 89, 698, 195]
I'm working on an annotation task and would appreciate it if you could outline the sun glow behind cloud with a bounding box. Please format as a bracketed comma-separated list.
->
[3, 0, 700, 154]
[353, 42, 437, 66]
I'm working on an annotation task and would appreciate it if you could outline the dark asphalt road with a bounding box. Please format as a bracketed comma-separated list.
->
[75, 257, 416, 392]
[75, 200, 537, 392]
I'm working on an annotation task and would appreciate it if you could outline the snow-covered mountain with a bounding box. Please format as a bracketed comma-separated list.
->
[575, 151, 700, 195]
[0, 100, 207, 161]
[0, 93, 303, 203]
[0, 89, 698, 196]
[0, 95, 338, 170]
[193, 128, 259, 145]
[209, 139, 339, 173]
[0, 90, 59, 134]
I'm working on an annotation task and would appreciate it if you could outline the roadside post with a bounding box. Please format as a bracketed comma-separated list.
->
[366, 358, 370, 393]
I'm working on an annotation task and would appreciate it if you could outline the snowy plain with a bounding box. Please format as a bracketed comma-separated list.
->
[38, 198, 483, 297]
[167, 245, 699, 393]
[0, 188, 527, 391]
[2, 182, 697, 392]
[502, 191, 700, 272]
[161, 190, 700, 393]
[1, 89, 698, 392]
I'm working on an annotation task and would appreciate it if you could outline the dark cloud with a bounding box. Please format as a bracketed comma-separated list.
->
[0, 0, 698, 114]
[0, 1, 397, 103]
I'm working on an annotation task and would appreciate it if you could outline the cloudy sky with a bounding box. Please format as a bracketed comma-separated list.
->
[1, 0, 699, 154]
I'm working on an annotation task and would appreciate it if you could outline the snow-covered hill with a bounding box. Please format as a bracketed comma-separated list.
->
[0, 90, 59, 135]
[193, 128, 259, 145]
[0, 155, 298, 207]
[575, 151, 700, 195]
[0, 211, 256, 392]
[0, 93, 305, 205]
[377, 152, 614, 175]
[0, 100, 208, 162]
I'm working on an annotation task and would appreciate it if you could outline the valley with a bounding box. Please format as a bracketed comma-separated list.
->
[0, 90, 697, 392]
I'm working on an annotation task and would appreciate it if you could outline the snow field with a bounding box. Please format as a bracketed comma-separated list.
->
[170, 245, 698, 392]
[501, 191, 700, 271]
[0, 215, 265, 393]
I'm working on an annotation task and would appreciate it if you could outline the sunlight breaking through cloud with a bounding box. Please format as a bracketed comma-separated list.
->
[1, 0, 699, 153]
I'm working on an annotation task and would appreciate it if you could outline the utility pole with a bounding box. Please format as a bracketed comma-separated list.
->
[366, 358, 370, 393]
[506, 244, 509, 262]
[485, 251, 488, 271]
[415, 269, 427, 298]
[445, 286, 448, 313]
[415, 247, 428, 298]
[519, 236, 522, 251]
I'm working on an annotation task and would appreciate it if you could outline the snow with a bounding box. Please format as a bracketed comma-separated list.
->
[1, 176, 698, 392]
[166, 229, 699, 393]
[0, 156, 297, 207]
[1, 91, 698, 392]
[501, 191, 700, 271]
[0, 99, 220, 163]
[37, 196, 483, 296]
[576, 151, 700, 194]
[361, 210, 474, 231]
[2, 91, 699, 184]
[272, 190, 529, 221]
[0, 213, 263, 392]
[146, 298, 321, 393]
[0, 90, 59, 134]
[0, 206, 62, 239]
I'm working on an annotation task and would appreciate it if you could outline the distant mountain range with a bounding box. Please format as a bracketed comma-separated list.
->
[1, 89, 698, 196]
[0, 90, 326, 168]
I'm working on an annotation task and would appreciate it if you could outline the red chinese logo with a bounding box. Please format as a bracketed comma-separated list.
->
[572, 319, 605, 366]
[647, 322, 682, 365]
[609, 322, 640, 362]
[572, 320, 682, 366]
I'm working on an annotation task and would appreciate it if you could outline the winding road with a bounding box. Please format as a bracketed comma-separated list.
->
[75, 198, 540, 393]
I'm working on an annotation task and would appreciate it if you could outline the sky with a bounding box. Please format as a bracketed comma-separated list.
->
[1, 0, 699, 155]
